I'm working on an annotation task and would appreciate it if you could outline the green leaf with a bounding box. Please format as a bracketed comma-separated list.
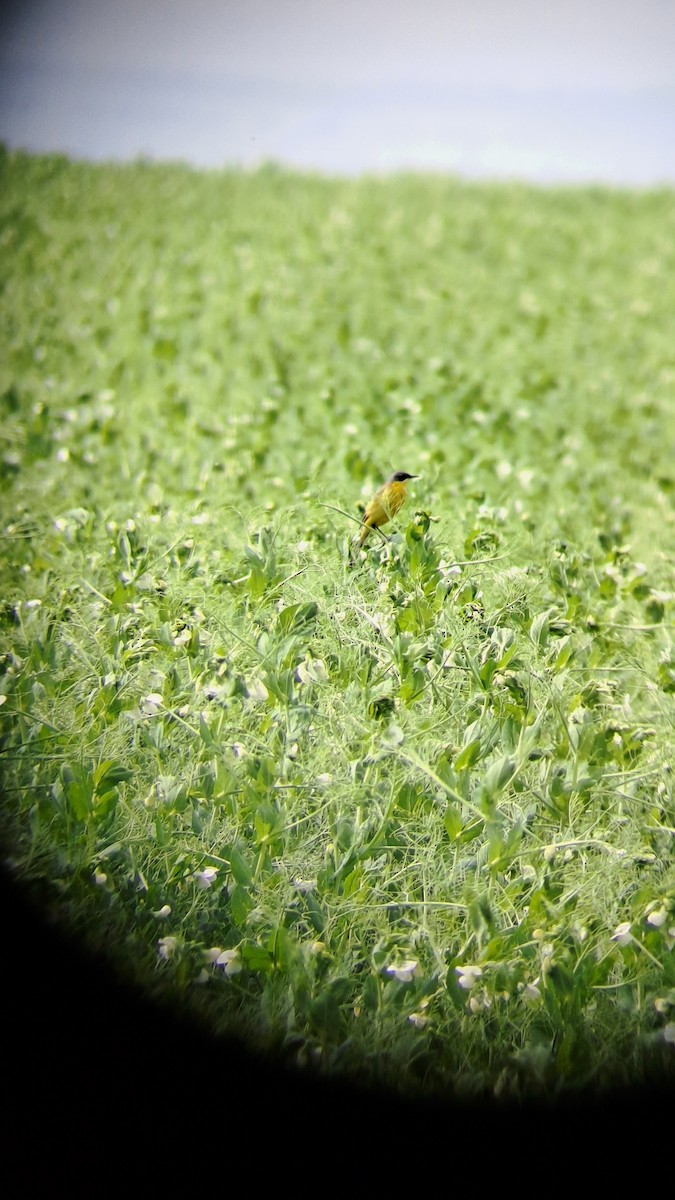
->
[247, 564, 267, 597]
[254, 802, 285, 848]
[468, 893, 495, 939]
[530, 607, 557, 646]
[335, 817, 354, 852]
[153, 813, 170, 847]
[229, 884, 253, 926]
[444, 804, 463, 841]
[482, 755, 517, 799]
[277, 602, 318, 634]
[228, 845, 254, 887]
[198, 712, 216, 746]
[455, 737, 481, 771]
[305, 890, 325, 934]
[396, 782, 421, 812]
[152, 337, 178, 361]
[657, 659, 675, 693]
[240, 943, 274, 973]
[308, 977, 351, 1036]
[60, 763, 94, 820]
[361, 973, 380, 1012]
[94, 760, 133, 791]
[487, 819, 524, 870]
[94, 790, 119, 818]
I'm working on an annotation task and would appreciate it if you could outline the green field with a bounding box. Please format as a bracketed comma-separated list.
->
[1, 148, 674, 1100]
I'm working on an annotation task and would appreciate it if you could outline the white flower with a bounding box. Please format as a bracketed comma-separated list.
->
[315, 773, 332, 787]
[245, 677, 269, 702]
[438, 560, 462, 582]
[232, 742, 247, 758]
[204, 947, 223, 963]
[158, 936, 179, 960]
[646, 906, 669, 927]
[386, 959, 419, 983]
[152, 904, 171, 919]
[664, 1024, 675, 1045]
[408, 1012, 428, 1029]
[523, 979, 542, 1004]
[92, 870, 108, 887]
[215, 949, 242, 977]
[296, 658, 329, 685]
[141, 692, 164, 715]
[194, 866, 218, 889]
[292, 878, 315, 893]
[611, 921, 633, 946]
[455, 964, 482, 989]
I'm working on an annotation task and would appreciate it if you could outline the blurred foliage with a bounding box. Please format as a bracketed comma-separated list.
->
[1, 150, 675, 1100]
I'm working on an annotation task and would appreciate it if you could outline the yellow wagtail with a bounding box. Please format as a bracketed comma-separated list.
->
[356, 470, 418, 549]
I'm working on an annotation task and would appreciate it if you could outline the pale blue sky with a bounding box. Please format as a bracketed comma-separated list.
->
[1, 0, 674, 182]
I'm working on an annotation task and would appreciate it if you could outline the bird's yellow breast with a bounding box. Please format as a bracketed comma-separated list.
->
[365, 479, 407, 526]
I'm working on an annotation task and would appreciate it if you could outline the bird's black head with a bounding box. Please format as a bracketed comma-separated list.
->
[390, 471, 418, 482]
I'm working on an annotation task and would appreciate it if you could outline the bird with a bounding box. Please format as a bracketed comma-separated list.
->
[355, 471, 418, 549]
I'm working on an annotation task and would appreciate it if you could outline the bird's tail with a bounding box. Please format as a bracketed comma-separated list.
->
[357, 520, 372, 548]
[348, 520, 369, 565]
